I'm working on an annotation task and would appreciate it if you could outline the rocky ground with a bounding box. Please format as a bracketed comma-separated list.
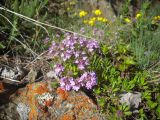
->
[0, 57, 105, 120]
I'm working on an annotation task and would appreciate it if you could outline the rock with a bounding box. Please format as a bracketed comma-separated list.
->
[1, 67, 16, 79]
[51, 88, 104, 120]
[0, 82, 105, 120]
[46, 71, 57, 79]
[0, 102, 19, 120]
[119, 92, 141, 108]
[0, 66, 26, 84]
[16, 103, 30, 120]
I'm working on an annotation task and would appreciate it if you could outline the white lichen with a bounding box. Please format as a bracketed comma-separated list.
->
[37, 92, 54, 106]
[16, 103, 30, 120]
[119, 92, 141, 108]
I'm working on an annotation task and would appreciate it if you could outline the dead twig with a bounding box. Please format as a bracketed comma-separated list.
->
[0, 76, 20, 83]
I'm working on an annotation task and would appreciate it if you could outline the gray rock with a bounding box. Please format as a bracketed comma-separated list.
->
[120, 92, 141, 108]
[16, 103, 30, 120]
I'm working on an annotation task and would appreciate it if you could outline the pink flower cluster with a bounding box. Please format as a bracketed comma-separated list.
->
[60, 72, 97, 91]
[48, 33, 99, 91]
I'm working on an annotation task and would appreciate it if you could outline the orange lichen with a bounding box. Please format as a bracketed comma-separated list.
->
[65, 93, 95, 119]
[29, 108, 38, 120]
[26, 84, 39, 120]
[91, 117, 99, 120]
[56, 88, 69, 100]
[34, 83, 49, 95]
[60, 114, 74, 120]
[0, 82, 4, 91]
[17, 82, 53, 119]
[44, 99, 53, 107]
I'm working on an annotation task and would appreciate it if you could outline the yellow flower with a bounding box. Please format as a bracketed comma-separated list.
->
[88, 20, 94, 26]
[79, 11, 87, 17]
[136, 13, 142, 19]
[102, 18, 108, 23]
[152, 15, 160, 23]
[93, 9, 102, 16]
[83, 20, 88, 24]
[97, 17, 103, 21]
[91, 17, 96, 21]
[153, 15, 160, 21]
[125, 18, 131, 23]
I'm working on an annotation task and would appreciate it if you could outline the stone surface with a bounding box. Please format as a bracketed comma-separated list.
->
[0, 82, 105, 120]
[119, 92, 141, 108]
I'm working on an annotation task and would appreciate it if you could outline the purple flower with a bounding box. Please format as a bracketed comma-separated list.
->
[72, 78, 80, 91]
[60, 77, 80, 91]
[62, 36, 76, 50]
[74, 51, 80, 58]
[60, 77, 72, 91]
[48, 32, 100, 91]
[54, 64, 64, 75]
[48, 41, 56, 54]
[59, 71, 97, 91]
[62, 50, 73, 61]
[78, 63, 85, 70]
[86, 40, 99, 52]
[72, 85, 80, 91]
[76, 57, 89, 70]
[78, 37, 87, 46]
[78, 71, 97, 89]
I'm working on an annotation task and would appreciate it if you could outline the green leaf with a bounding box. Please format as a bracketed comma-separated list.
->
[98, 98, 106, 107]
[119, 64, 128, 71]
[125, 57, 136, 65]
[147, 100, 158, 109]
[0, 43, 6, 49]
[156, 106, 160, 118]
[142, 91, 152, 100]
[113, 88, 119, 92]
[94, 88, 101, 95]
[124, 111, 132, 116]
[101, 44, 108, 54]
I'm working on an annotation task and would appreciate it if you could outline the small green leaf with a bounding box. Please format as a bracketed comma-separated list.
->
[98, 98, 105, 107]
[147, 100, 158, 109]
[113, 88, 119, 92]
[101, 44, 108, 54]
[0, 43, 6, 49]
[94, 88, 101, 94]
[124, 111, 132, 116]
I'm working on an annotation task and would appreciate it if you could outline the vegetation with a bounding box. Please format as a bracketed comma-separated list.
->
[0, 0, 160, 119]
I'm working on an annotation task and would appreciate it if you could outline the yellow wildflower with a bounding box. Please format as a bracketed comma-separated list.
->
[152, 15, 160, 23]
[91, 17, 96, 21]
[153, 15, 160, 21]
[88, 20, 94, 26]
[102, 18, 108, 23]
[125, 18, 131, 23]
[97, 17, 103, 21]
[79, 10, 87, 17]
[136, 13, 142, 19]
[93, 9, 102, 16]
